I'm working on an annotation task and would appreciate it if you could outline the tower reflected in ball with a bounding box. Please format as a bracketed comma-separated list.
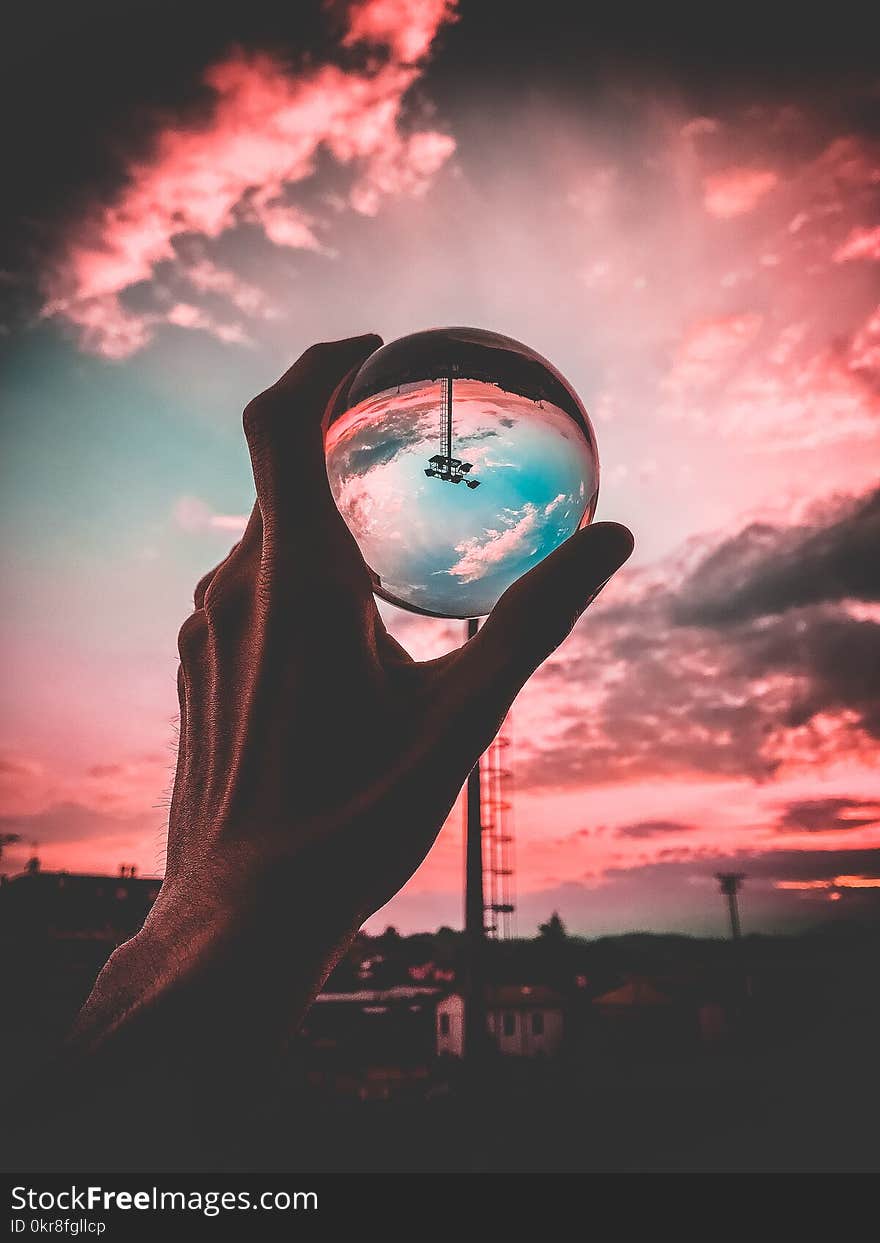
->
[325, 327, 600, 619]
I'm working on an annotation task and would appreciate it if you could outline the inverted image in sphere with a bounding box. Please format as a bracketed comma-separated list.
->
[325, 327, 599, 619]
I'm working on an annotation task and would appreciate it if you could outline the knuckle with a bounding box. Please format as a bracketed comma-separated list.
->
[193, 569, 216, 609]
[177, 610, 207, 664]
[202, 573, 249, 629]
[242, 390, 275, 441]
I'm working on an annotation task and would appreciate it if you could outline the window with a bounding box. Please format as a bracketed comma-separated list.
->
[531, 1011, 545, 1036]
[503, 1012, 516, 1037]
[439, 1013, 450, 1036]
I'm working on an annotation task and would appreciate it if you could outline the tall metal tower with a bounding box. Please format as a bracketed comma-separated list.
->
[463, 617, 487, 1064]
[462, 619, 518, 1068]
[482, 722, 516, 939]
[425, 375, 481, 487]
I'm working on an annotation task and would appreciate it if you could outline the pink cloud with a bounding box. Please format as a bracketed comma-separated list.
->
[850, 306, 880, 372]
[446, 495, 568, 584]
[0, 752, 48, 817]
[666, 312, 763, 390]
[680, 116, 720, 141]
[448, 503, 543, 583]
[52, 295, 155, 361]
[43, 0, 458, 357]
[349, 129, 456, 215]
[663, 304, 880, 449]
[703, 167, 778, 218]
[182, 257, 275, 317]
[341, 0, 459, 63]
[834, 224, 880, 262]
[165, 302, 251, 346]
[173, 496, 248, 535]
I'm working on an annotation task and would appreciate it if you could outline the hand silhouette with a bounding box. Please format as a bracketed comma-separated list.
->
[166, 334, 632, 927]
[28, 335, 631, 1169]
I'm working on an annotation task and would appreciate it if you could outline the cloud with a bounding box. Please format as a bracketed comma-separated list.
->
[503, 847, 880, 937]
[342, 0, 459, 63]
[663, 308, 880, 450]
[775, 876, 880, 891]
[0, 800, 158, 848]
[448, 503, 544, 583]
[0, 752, 49, 818]
[446, 494, 573, 585]
[0, 754, 44, 779]
[52, 296, 155, 362]
[607, 846, 880, 886]
[0, 802, 163, 875]
[165, 303, 251, 346]
[680, 117, 720, 141]
[775, 797, 880, 834]
[615, 819, 698, 839]
[512, 483, 880, 791]
[181, 256, 276, 318]
[674, 487, 880, 626]
[666, 313, 763, 390]
[42, 0, 457, 357]
[173, 496, 249, 536]
[703, 167, 778, 218]
[833, 224, 880, 263]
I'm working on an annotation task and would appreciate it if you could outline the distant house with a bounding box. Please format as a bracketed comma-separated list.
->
[592, 975, 687, 1051]
[436, 985, 565, 1058]
[593, 976, 673, 1011]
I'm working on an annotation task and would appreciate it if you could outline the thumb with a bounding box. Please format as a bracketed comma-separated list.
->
[451, 521, 634, 709]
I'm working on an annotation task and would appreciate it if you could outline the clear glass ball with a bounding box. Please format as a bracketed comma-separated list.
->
[325, 327, 599, 619]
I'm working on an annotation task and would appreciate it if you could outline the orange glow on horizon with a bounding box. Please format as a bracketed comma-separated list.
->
[775, 876, 880, 891]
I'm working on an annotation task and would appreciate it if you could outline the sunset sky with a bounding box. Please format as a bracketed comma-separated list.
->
[1, 0, 878, 936]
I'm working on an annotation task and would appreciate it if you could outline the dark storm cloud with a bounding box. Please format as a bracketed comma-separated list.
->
[724, 847, 880, 882]
[510, 845, 880, 937]
[341, 433, 421, 475]
[519, 483, 880, 789]
[673, 487, 880, 627]
[5, 0, 877, 290]
[615, 820, 698, 839]
[742, 608, 880, 738]
[775, 797, 880, 834]
[601, 846, 880, 887]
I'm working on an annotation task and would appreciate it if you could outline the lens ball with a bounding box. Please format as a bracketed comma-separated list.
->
[326, 327, 599, 618]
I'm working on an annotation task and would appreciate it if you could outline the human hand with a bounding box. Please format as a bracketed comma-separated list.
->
[74, 335, 632, 1069]
[164, 334, 633, 932]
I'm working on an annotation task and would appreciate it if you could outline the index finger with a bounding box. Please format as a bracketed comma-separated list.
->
[242, 334, 382, 588]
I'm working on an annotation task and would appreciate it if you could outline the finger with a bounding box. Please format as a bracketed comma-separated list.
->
[448, 521, 634, 714]
[193, 542, 240, 610]
[242, 335, 381, 560]
[242, 337, 383, 628]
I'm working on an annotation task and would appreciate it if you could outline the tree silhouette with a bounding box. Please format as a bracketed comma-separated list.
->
[538, 911, 567, 942]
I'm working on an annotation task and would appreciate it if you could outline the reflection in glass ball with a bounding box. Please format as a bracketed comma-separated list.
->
[325, 327, 599, 619]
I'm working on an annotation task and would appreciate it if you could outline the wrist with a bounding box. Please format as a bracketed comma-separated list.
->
[73, 842, 363, 1059]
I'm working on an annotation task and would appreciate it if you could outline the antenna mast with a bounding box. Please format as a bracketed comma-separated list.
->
[425, 373, 480, 488]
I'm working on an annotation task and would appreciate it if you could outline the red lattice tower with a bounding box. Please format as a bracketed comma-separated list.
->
[481, 718, 516, 939]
